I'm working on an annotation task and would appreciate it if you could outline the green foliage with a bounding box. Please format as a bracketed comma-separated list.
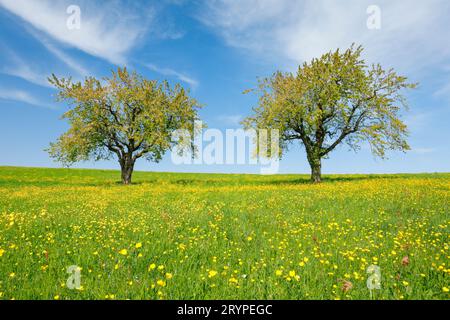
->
[47, 68, 201, 167]
[243, 44, 417, 180]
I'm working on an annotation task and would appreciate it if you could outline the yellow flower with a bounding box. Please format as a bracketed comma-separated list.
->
[299, 261, 305, 267]
[157, 280, 166, 287]
[119, 249, 128, 256]
[289, 270, 296, 277]
[402, 281, 409, 287]
[54, 295, 60, 300]
[165, 273, 173, 279]
[148, 263, 156, 271]
[158, 265, 164, 271]
[9, 272, 15, 278]
[135, 242, 142, 249]
[247, 236, 253, 241]
[275, 270, 283, 276]
[229, 277, 238, 284]
[443, 287, 449, 293]
[0, 249, 5, 257]
[208, 270, 218, 278]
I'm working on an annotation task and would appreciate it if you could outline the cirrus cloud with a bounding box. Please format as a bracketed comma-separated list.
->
[198, 0, 450, 74]
[0, 0, 152, 65]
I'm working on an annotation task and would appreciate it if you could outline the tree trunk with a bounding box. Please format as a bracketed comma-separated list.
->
[309, 157, 322, 183]
[120, 156, 135, 185]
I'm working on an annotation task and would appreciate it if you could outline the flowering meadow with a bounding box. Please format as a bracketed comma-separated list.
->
[0, 167, 448, 300]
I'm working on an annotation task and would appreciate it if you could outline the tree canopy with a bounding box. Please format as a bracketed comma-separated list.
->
[48, 68, 201, 184]
[243, 45, 417, 182]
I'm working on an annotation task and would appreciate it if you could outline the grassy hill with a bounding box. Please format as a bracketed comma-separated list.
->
[0, 167, 448, 299]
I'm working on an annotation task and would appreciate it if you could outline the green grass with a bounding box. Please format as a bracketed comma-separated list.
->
[0, 166, 448, 300]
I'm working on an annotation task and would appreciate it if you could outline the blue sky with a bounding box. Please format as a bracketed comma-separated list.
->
[0, 0, 449, 174]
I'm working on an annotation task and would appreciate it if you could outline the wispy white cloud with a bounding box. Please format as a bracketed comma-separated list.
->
[404, 112, 431, 131]
[145, 64, 199, 89]
[217, 114, 243, 126]
[0, 88, 53, 109]
[0, 46, 52, 87]
[410, 147, 435, 154]
[198, 0, 450, 74]
[1, 60, 50, 88]
[1, 41, 88, 89]
[434, 82, 450, 98]
[0, 0, 152, 65]
[32, 33, 89, 77]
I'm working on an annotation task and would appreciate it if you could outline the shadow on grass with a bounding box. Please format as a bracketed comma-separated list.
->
[113, 179, 158, 186]
[1, 172, 443, 188]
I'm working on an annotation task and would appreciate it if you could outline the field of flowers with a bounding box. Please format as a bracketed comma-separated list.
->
[0, 167, 448, 300]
